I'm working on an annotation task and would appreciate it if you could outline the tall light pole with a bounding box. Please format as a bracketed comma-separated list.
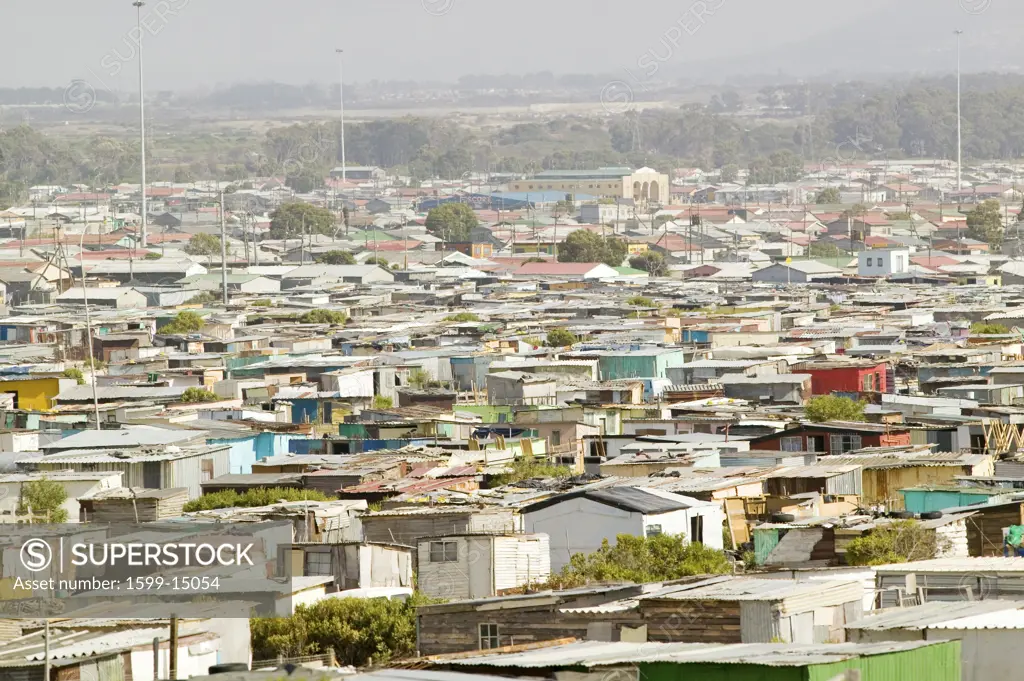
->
[134, 1, 149, 248]
[336, 48, 347, 184]
[955, 29, 963, 193]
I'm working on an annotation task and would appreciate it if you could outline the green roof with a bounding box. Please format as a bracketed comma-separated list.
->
[348, 230, 396, 242]
[614, 267, 649, 276]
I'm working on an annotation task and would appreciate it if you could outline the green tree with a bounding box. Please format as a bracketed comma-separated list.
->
[17, 477, 69, 523]
[251, 595, 436, 666]
[542, 534, 731, 590]
[363, 256, 390, 266]
[316, 250, 356, 265]
[372, 395, 394, 409]
[972, 322, 1010, 334]
[63, 367, 85, 385]
[269, 202, 335, 239]
[424, 203, 478, 243]
[846, 521, 947, 566]
[180, 387, 219, 404]
[299, 309, 348, 325]
[627, 296, 654, 307]
[719, 164, 739, 183]
[628, 250, 668, 276]
[557, 230, 627, 267]
[144, 251, 163, 260]
[184, 233, 221, 257]
[966, 199, 1004, 247]
[173, 167, 195, 183]
[158, 311, 205, 335]
[815, 187, 841, 204]
[805, 395, 866, 423]
[546, 328, 578, 347]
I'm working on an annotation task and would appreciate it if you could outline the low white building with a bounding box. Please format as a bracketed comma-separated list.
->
[858, 248, 910, 277]
[0, 471, 123, 522]
[521, 486, 725, 571]
[417, 533, 550, 600]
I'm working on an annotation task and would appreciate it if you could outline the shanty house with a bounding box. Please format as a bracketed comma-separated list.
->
[417, 533, 551, 600]
[521, 486, 725, 571]
[279, 541, 414, 591]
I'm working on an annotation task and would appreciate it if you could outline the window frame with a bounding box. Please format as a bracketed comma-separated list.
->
[429, 540, 458, 563]
[479, 623, 500, 650]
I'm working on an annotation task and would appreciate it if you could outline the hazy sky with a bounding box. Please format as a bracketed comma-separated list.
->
[1, 0, 1016, 91]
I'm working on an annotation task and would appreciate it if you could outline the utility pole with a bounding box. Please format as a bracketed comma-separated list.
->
[955, 29, 964, 193]
[220, 191, 228, 305]
[134, 1, 149, 247]
[43, 619, 50, 681]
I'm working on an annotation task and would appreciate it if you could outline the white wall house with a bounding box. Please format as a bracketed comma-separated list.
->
[416, 533, 550, 600]
[858, 248, 910, 277]
[521, 486, 725, 571]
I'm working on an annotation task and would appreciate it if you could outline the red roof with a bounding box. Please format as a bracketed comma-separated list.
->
[911, 255, 959, 268]
[516, 262, 605, 275]
[368, 240, 422, 252]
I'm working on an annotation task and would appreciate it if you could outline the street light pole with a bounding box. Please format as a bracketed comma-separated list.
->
[955, 29, 963, 193]
[134, 1, 149, 248]
[336, 48, 346, 184]
[78, 228, 101, 430]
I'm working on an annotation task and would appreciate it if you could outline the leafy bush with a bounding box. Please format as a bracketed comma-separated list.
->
[541, 534, 732, 590]
[158, 311, 205, 335]
[627, 296, 654, 307]
[972, 322, 1010, 335]
[299, 309, 348, 325]
[443, 312, 480, 322]
[180, 387, 219, 404]
[846, 520, 947, 566]
[63, 367, 85, 385]
[252, 299, 273, 307]
[317, 250, 356, 265]
[183, 487, 333, 512]
[489, 457, 572, 487]
[251, 594, 439, 666]
[144, 251, 163, 260]
[546, 328, 578, 347]
[17, 477, 69, 523]
[628, 250, 667, 276]
[184, 233, 221, 256]
[372, 395, 393, 409]
[805, 395, 866, 423]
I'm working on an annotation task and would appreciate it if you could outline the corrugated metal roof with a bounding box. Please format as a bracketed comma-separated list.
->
[642, 577, 860, 603]
[846, 601, 1018, 631]
[439, 639, 946, 669]
[875, 557, 1024, 574]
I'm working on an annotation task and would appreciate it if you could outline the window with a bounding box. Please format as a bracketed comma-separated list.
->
[479, 624, 500, 650]
[781, 436, 803, 452]
[304, 551, 332, 576]
[866, 257, 873, 267]
[830, 434, 862, 454]
[551, 430, 561, 446]
[429, 540, 458, 563]
[646, 524, 663, 537]
[863, 373, 874, 392]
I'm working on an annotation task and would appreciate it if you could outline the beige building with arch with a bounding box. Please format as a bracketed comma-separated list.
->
[507, 166, 670, 205]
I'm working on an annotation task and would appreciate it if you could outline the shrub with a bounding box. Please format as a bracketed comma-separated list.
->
[299, 309, 348, 325]
[183, 487, 333, 512]
[251, 594, 439, 666]
[546, 328, 578, 347]
[158, 311, 205, 335]
[489, 457, 572, 487]
[846, 520, 948, 566]
[180, 387, 219, 404]
[627, 296, 654, 307]
[972, 322, 1010, 335]
[372, 395, 393, 409]
[63, 367, 85, 385]
[252, 299, 273, 307]
[540, 534, 732, 590]
[443, 312, 480, 322]
[805, 395, 866, 423]
[317, 250, 356, 265]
